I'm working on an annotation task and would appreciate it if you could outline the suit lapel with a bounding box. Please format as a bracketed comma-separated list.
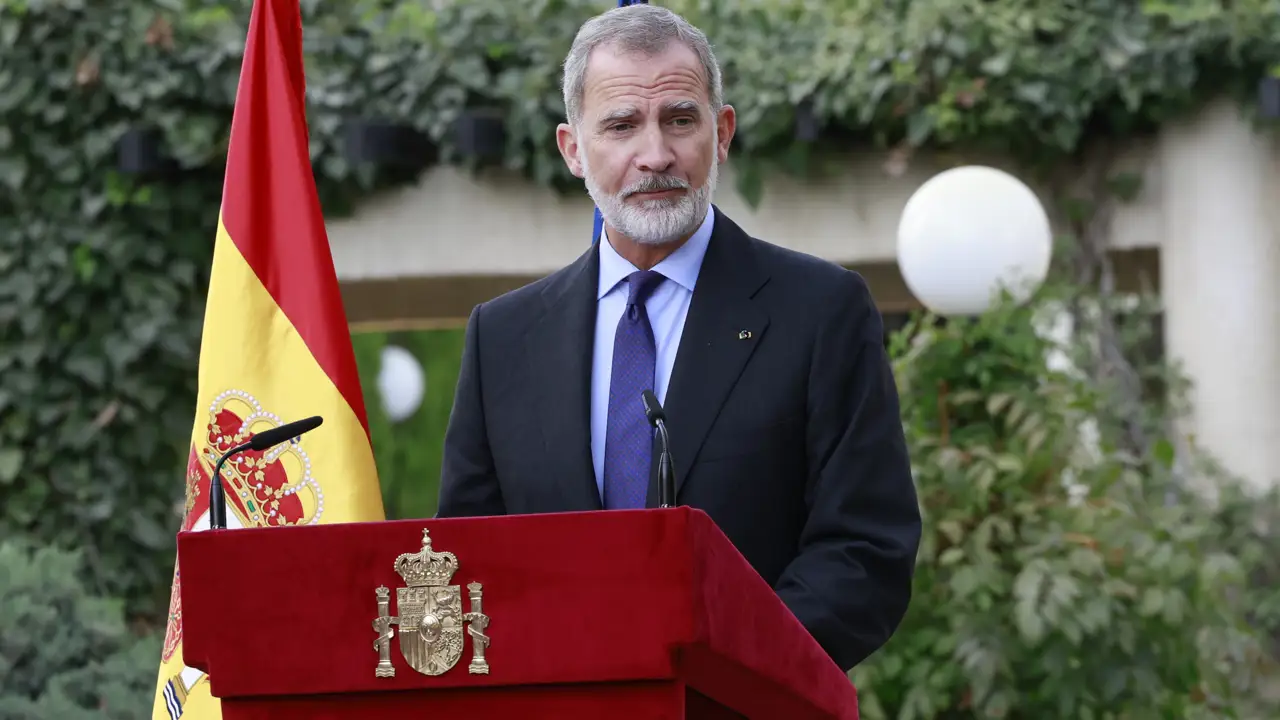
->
[524, 246, 602, 511]
[659, 208, 771, 499]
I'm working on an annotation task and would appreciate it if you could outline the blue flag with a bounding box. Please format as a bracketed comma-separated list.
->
[593, 0, 650, 244]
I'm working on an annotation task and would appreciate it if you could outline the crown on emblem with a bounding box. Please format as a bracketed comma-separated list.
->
[394, 529, 458, 587]
[201, 391, 321, 528]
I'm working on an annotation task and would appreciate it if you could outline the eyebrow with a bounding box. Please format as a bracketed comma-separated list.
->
[597, 101, 701, 127]
[663, 100, 699, 114]
[598, 107, 639, 125]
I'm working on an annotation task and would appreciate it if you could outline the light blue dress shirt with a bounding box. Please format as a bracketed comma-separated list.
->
[590, 205, 715, 500]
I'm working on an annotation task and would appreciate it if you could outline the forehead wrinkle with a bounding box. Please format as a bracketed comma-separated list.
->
[592, 71, 705, 96]
[584, 56, 708, 100]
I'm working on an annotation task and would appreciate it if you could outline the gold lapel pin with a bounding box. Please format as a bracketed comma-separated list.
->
[738, 330, 752, 340]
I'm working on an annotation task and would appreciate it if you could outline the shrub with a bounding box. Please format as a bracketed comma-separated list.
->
[0, 539, 160, 719]
[852, 289, 1280, 718]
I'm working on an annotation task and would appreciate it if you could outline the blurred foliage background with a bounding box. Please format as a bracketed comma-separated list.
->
[854, 280, 1280, 718]
[2, 0, 1279, 716]
[351, 327, 464, 520]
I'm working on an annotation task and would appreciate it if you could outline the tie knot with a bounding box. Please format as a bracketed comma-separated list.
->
[625, 270, 665, 306]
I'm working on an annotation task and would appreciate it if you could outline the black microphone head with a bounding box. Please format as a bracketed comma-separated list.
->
[248, 415, 324, 451]
[640, 390, 665, 426]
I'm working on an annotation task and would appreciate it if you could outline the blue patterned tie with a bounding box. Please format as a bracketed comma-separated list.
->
[603, 270, 666, 510]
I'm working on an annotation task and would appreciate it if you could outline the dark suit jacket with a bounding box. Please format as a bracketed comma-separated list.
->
[436, 206, 921, 671]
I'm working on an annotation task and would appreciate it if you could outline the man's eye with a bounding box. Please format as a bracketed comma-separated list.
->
[609, 123, 633, 132]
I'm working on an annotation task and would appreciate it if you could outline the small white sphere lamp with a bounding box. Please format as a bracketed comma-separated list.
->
[896, 165, 1052, 316]
[377, 344, 426, 423]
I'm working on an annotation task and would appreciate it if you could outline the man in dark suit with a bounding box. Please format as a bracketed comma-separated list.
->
[436, 4, 921, 672]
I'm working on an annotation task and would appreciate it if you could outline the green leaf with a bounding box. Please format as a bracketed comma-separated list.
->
[0, 448, 23, 484]
[1138, 587, 1163, 617]
[950, 566, 980, 597]
[1015, 82, 1050, 107]
[1014, 599, 1046, 644]
[1152, 438, 1176, 469]
[1013, 561, 1048, 642]
[937, 519, 965, 544]
[127, 512, 172, 551]
[981, 52, 1013, 77]
[733, 156, 765, 208]
[986, 393, 1013, 415]
[993, 454, 1024, 474]
[906, 110, 934, 145]
[0, 157, 27, 189]
[0, 18, 19, 47]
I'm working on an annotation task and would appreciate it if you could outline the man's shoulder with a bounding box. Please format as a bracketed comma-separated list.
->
[743, 232, 875, 311]
[470, 254, 588, 329]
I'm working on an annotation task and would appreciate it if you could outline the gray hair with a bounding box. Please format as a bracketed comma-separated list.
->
[561, 5, 723, 127]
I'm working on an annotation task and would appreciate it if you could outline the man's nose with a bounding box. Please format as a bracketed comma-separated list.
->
[634, 126, 675, 174]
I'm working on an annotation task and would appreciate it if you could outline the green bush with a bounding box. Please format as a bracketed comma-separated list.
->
[853, 290, 1280, 719]
[0, 539, 160, 719]
[0, 0, 229, 616]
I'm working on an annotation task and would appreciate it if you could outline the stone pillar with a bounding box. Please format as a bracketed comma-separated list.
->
[1158, 99, 1280, 491]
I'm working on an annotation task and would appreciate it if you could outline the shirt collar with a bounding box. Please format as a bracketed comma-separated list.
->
[597, 204, 714, 300]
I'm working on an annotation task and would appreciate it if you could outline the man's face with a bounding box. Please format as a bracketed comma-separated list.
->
[557, 42, 735, 246]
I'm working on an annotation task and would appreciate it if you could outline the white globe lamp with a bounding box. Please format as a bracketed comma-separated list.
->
[896, 165, 1052, 316]
[377, 344, 426, 423]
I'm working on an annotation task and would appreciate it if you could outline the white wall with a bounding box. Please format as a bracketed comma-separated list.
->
[326, 149, 1164, 282]
[1157, 100, 1280, 492]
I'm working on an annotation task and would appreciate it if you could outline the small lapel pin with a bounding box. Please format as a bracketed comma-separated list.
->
[738, 330, 752, 340]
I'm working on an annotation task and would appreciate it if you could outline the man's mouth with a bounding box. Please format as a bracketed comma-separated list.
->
[630, 188, 683, 200]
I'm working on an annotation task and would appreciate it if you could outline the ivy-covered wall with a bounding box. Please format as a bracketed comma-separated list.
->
[1, 0, 1277, 622]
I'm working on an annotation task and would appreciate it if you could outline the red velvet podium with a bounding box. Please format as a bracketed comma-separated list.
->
[177, 507, 859, 719]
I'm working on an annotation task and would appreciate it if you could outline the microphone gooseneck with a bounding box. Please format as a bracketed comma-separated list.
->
[640, 391, 676, 508]
[208, 416, 324, 530]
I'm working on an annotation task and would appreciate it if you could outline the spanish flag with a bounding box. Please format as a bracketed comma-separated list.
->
[151, 1, 385, 717]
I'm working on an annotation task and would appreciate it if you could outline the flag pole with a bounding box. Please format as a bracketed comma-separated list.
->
[592, 0, 650, 245]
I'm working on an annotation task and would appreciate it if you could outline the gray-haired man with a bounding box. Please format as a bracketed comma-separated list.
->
[438, 4, 922, 672]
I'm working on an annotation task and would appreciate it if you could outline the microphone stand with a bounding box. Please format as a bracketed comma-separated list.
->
[209, 443, 251, 530]
[655, 418, 674, 508]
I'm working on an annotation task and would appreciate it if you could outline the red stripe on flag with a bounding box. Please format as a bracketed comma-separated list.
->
[218, 0, 370, 435]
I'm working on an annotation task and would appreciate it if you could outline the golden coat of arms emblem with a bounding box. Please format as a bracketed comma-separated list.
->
[372, 529, 491, 677]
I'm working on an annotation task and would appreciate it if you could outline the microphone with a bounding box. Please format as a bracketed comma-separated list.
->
[209, 415, 323, 530]
[640, 390, 676, 508]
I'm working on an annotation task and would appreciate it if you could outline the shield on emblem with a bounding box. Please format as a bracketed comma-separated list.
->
[396, 584, 464, 676]
[373, 529, 491, 679]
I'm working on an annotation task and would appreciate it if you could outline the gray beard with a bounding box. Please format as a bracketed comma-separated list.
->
[580, 133, 719, 247]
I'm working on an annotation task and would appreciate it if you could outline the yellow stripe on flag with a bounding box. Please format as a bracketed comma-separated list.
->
[188, 219, 381, 522]
[151, 220, 384, 719]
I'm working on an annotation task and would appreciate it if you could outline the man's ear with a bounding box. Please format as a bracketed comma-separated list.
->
[715, 105, 736, 164]
[556, 123, 584, 178]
